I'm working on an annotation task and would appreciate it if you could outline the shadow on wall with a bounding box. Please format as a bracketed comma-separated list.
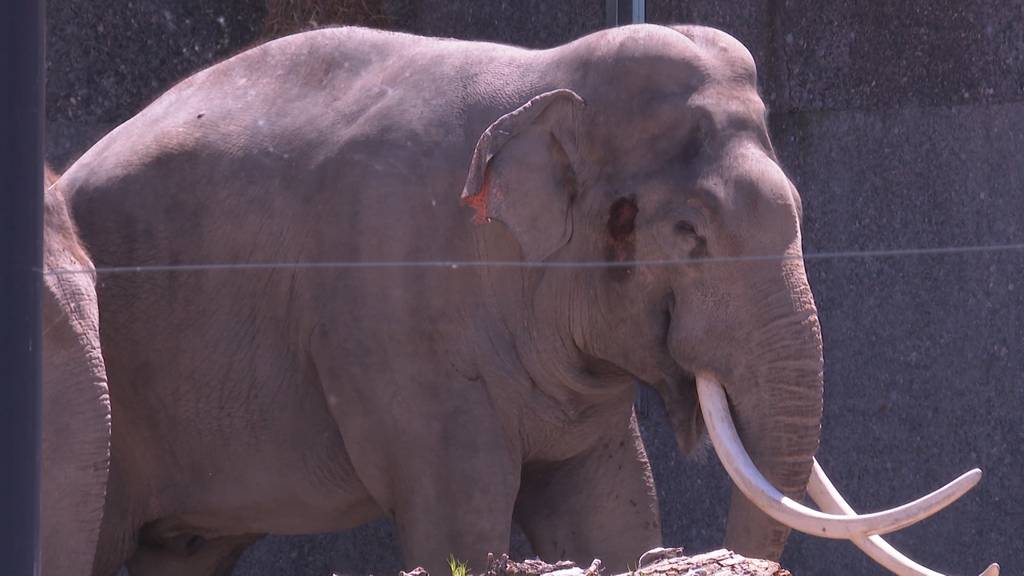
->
[45, 0, 609, 169]
[44, 0, 411, 170]
[262, 0, 403, 36]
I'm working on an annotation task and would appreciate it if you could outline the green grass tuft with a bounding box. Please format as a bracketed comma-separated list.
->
[448, 554, 469, 576]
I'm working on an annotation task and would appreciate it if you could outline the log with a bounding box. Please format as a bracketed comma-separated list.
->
[629, 549, 789, 576]
[396, 549, 790, 576]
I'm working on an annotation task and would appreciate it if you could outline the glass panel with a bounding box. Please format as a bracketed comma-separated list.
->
[43, 2, 1018, 575]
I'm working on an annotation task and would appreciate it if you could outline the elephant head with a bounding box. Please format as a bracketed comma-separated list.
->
[462, 24, 994, 575]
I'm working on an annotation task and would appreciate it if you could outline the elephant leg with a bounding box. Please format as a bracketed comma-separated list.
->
[324, 396, 519, 576]
[515, 410, 661, 573]
[309, 324, 521, 575]
[383, 403, 521, 575]
[125, 534, 261, 576]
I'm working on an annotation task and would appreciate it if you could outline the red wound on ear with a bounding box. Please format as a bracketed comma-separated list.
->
[462, 172, 491, 224]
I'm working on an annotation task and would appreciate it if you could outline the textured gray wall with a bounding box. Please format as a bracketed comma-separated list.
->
[644, 3, 1023, 575]
[47, 2, 1022, 575]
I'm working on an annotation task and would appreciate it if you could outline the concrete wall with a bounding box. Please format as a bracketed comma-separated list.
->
[638, 5, 1022, 575]
[45, 0, 603, 168]
[47, 2, 1022, 575]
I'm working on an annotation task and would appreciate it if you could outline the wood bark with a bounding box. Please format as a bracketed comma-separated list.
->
[628, 549, 790, 576]
[397, 549, 791, 576]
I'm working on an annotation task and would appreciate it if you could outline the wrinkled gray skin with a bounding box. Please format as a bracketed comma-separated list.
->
[54, 24, 823, 576]
[41, 165, 112, 576]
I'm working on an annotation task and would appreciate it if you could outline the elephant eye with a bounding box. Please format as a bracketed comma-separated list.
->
[675, 220, 707, 257]
[681, 123, 705, 162]
[675, 220, 697, 236]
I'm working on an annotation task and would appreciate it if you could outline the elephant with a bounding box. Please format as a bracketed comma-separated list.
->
[45, 23, 996, 576]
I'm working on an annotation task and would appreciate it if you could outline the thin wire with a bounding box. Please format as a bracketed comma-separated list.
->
[40, 241, 1024, 276]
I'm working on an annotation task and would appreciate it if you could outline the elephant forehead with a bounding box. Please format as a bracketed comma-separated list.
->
[580, 25, 766, 137]
[585, 24, 756, 79]
[669, 25, 759, 89]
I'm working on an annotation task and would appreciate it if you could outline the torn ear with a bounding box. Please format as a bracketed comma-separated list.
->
[460, 89, 585, 261]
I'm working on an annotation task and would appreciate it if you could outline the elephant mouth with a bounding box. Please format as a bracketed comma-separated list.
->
[694, 373, 999, 576]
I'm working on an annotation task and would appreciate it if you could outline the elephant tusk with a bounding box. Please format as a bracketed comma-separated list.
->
[695, 373, 982, 539]
[808, 460, 999, 576]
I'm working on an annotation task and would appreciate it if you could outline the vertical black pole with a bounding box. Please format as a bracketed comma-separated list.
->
[1, 0, 45, 575]
[606, 0, 644, 27]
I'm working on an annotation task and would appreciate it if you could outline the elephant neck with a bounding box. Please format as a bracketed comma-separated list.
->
[517, 266, 635, 401]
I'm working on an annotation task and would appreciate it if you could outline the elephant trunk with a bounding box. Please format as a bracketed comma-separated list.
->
[720, 360, 823, 560]
[684, 260, 987, 569]
[719, 274, 824, 560]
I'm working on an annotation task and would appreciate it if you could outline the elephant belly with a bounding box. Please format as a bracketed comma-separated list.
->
[101, 319, 384, 540]
[153, 447, 382, 539]
[128, 401, 384, 542]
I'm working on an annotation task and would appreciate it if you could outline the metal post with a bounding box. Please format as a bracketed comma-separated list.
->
[606, 0, 619, 26]
[606, 0, 645, 26]
[1, 0, 45, 574]
[632, 0, 645, 24]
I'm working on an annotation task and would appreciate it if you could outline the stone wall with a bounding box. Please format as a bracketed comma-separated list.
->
[47, 1, 1022, 575]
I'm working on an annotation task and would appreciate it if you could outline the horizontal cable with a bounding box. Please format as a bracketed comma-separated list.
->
[40, 241, 1024, 276]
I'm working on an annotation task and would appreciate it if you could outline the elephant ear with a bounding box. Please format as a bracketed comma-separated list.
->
[461, 89, 585, 261]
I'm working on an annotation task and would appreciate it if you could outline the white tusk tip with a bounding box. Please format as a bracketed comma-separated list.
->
[957, 468, 983, 491]
[980, 563, 1000, 576]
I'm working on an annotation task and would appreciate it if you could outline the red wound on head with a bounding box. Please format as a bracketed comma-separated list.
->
[606, 196, 638, 280]
[608, 196, 638, 242]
